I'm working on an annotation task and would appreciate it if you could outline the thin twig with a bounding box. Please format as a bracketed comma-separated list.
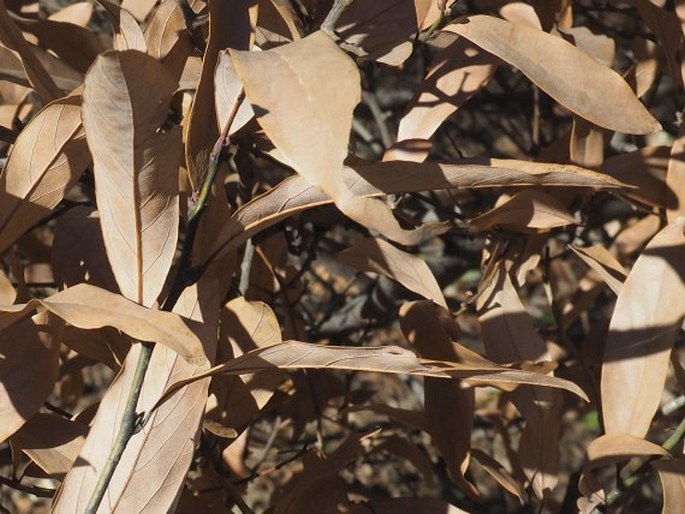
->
[320, 0, 355, 36]
[0, 475, 55, 498]
[85, 89, 246, 514]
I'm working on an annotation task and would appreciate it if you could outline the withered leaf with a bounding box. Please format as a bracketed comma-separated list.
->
[445, 15, 661, 134]
[338, 237, 447, 309]
[0, 96, 90, 256]
[82, 50, 180, 307]
[601, 220, 685, 437]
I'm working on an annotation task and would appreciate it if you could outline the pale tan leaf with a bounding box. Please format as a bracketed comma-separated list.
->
[144, 0, 203, 60]
[654, 459, 685, 514]
[585, 432, 669, 465]
[208, 159, 626, 264]
[479, 266, 562, 498]
[48, 1, 93, 26]
[469, 190, 576, 233]
[0, 0, 60, 100]
[230, 31, 357, 200]
[500, 2, 542, 29]
[338, 237, 447, 309]
[121, 0, 158, 21]
[54, 270, 225, 513]
[399, 301, 477, 497]
[99, 0, 147, 52]
[445, 15, 661, 134]
[0, 96, 90, 255]
[667, 121, 685, 223]
[82, 50, 180, 307]
[0, 312, 59, 444]
[11, 413, 86, 479]
[388, 36, 497, 161]
[41, 283, 208, 367]
[471, 449, 525, 503]
[184, 0, 254, 188]
[214, 50, 254, 135]
[232, 30, 448, 246]
[601, 220, 685, 437]
[570, 244, 626, 295]
[208, 297, 283, 432]
[602, 146, 673, 209]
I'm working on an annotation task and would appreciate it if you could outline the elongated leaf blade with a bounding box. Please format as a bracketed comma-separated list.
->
[445, 15, 660, 134]
[0, 96, 90, 255]
[601, 220, 685, 436]
[82, 50, 180, 307]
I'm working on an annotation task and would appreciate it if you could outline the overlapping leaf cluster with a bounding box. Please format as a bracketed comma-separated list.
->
[0, 0, 683, 512]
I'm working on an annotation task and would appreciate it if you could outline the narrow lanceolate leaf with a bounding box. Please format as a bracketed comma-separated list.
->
[338, 238, 447, 309]
[83, 50, 180, 307]
[666, 122, 685, 223]
[445, 15, 661, 134]
[0, 96, 90, 255]
[601, 220, 685, 437]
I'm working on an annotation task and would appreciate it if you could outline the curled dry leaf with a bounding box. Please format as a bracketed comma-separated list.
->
[0, 283, 208, 366]
[601, 219, 685, 437]
[82, 50, 180, 307]
[654, 459, 685, 514]
[338, 237, 447, 309]
[579, 432, 671, 509]
[0, 95, 90, 256]
[469, 190, 576, 233]
[445, 15, 661, 134]
[184, 0, 255, 188]
[231, 30, 448, 246]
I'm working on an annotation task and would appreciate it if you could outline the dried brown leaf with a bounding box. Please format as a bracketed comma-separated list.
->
[11, 413, 87, 479]
[338, 237, 447, 309]
[654, 459, 685, 514]
[82, 50, 180, 307]
[54, 271, 225, 513]
[570, 244, 626, 295]
[0, 0, 60, 100]
[41, 283, 208, 367]
[184, 0, 254, 188]
[99, 0, 147, 52]
[0, 312, 59, 444]
[445, 15, 661, 134]
[214, 50, 254, 135]
[231, 31, 448, 246]
[469, 190, 576, 233]
[601, 219, 685, 437]
[0, 96, 90, 256]
[667, 122, 685, 223]
[387, 36, 497, 161]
